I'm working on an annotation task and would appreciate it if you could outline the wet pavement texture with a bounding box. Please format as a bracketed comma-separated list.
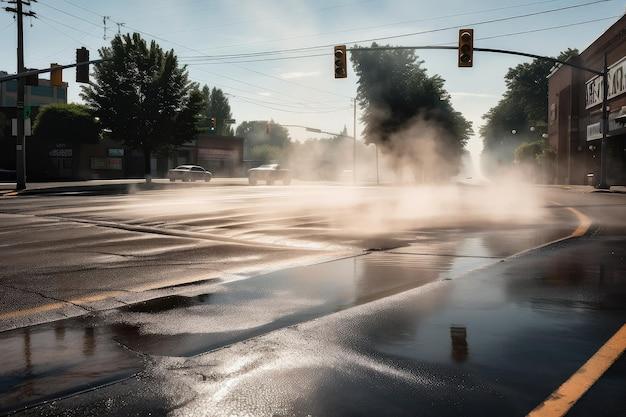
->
[0, 221, 576, 414]
[8, 231, 625, 417]
[1, 187, 625, 416]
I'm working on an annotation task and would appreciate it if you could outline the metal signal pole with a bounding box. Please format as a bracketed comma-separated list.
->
[353, 97, 357, 185]
[598, 53, 609, 189]
[4, 0, 36, 190]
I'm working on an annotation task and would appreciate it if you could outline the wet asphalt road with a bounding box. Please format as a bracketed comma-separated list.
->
[0, 184, 624, 416]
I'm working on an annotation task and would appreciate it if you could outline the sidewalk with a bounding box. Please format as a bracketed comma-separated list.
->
[0, 178, 249, 196]
[541, 184, 626, 194]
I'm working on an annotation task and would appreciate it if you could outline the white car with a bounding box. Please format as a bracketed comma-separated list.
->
[248, 164, 291, 185]
[168, 165, 212, 182]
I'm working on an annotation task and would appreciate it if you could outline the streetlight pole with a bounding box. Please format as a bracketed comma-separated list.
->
[598, 53, 610, 189]
[353, 97, 357, 185]
[375, 143, 379, 185]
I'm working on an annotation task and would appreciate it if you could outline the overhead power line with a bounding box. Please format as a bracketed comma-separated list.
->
[191, 0, 567, 53]
[182, 15, 622, 65]
[180, 0, 613, 61]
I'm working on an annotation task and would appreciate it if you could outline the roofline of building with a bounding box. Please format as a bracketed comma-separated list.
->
[547, 14, 625, 79]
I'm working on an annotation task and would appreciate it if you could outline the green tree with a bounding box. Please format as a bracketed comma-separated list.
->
[350, 43, 472, 179]
[33, 103, 99, 144]
[481, 48, 578, 173]
[81, 33, 205, 181]
[198, 85, 234, 136]
[236, 120, 290, 161]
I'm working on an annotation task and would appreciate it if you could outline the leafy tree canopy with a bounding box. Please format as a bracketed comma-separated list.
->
[33, 103, 99, 144]
[81, 33, 205, 176]
[350, 43, 472, 178]
[481, 48, 578, 170]
[236, 120, 291, 160]
[198, 85, 234, 136]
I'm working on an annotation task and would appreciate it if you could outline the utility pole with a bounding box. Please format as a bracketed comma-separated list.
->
[598, 52, 609, 189]
[375, 143, 379, 185]
[353, 97, 357, 185]
[4, 0, 36, 190]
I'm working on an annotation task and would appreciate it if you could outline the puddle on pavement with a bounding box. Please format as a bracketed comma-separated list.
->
[0, 321, 142, 414]
[0, 224, 573, 413]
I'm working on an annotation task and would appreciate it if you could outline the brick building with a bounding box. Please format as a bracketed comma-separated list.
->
[548, 15, 626, 185]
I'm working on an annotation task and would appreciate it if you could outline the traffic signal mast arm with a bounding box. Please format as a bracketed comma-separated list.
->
[344, 45, 603, 75]
[0, 58, 108, 83]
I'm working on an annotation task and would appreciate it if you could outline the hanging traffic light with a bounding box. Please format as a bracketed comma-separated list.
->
[76, 47, 90, 83]
[334, 45, 347, 79]
[50, 63, 63, 87]
[210, 117, 216, 131]
[458, 29, 474, 68]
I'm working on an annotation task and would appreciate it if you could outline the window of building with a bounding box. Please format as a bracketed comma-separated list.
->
[90, 157, 122, 170]
[30, 86, 54, 97]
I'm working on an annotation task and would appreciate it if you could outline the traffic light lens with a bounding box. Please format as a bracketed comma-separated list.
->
[333, 45, 347, 79]
[458, 28, 473, 68]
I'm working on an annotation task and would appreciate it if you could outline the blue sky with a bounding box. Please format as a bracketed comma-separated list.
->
[1, 0, 624, 159]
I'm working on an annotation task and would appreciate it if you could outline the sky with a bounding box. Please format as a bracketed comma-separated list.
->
[1, 0, 624, 165]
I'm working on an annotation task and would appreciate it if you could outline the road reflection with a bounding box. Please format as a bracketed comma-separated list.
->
[0, 320, 142, 414]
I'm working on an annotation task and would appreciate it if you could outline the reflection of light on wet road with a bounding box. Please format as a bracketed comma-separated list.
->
[0, 321, 141, 414]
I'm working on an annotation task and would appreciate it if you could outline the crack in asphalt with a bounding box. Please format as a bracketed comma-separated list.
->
[0, 283, 93, 314]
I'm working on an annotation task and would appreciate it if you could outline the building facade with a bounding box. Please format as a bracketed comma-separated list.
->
[548, 16, 626, 185]
[30, 135, 245, 180]
[0, 71, 69, 175]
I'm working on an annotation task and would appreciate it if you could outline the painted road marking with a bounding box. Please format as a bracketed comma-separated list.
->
[0, 205, 592, 324]
[565, 207, 592, 238]
[0, 291, 126, 321]
[527, 323, 626, 417]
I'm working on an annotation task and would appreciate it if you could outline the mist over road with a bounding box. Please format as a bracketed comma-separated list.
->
[0, 183, 624, 416]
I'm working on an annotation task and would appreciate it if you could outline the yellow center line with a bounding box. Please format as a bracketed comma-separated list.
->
[0, 205, 593, 323]
[0, 291, 126, 321]
[527, 323, 626, 417]
[565, 207, 592, 238]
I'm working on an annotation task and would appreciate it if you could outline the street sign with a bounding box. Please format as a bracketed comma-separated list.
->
[225, 119, 236, 124]
[12, 118, 32, 136]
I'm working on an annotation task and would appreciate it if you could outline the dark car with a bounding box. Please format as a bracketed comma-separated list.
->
[248, 164, 291, 185]
[168, 165, 212, 182]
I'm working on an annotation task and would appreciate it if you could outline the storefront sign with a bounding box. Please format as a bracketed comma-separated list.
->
[198, 148, 237, 160]
[585, 55, 626, 109]
[49, 148, 73, 157]
[586, 111, 626, 141]
[587, 122, 602, 141]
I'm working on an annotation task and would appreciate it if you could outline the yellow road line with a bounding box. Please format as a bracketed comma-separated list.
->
[527, 323, 626, 417]
[565, 207, 592, 238]
[0, 291, 125, 321]
[0, 206, 593, 323]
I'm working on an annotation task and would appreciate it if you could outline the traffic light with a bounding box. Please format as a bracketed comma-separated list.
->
[334, 45, 347, 79]
[458, 29, 474, 68]
[25, 68, 38, 86]
[50, 63, 63, 87]
[210, 117, 216, 131]
[76, 47, 90, 83]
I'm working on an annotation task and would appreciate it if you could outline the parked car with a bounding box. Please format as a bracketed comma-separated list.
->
[168, 165, 212, 182]
[248, 164, 291, 185]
